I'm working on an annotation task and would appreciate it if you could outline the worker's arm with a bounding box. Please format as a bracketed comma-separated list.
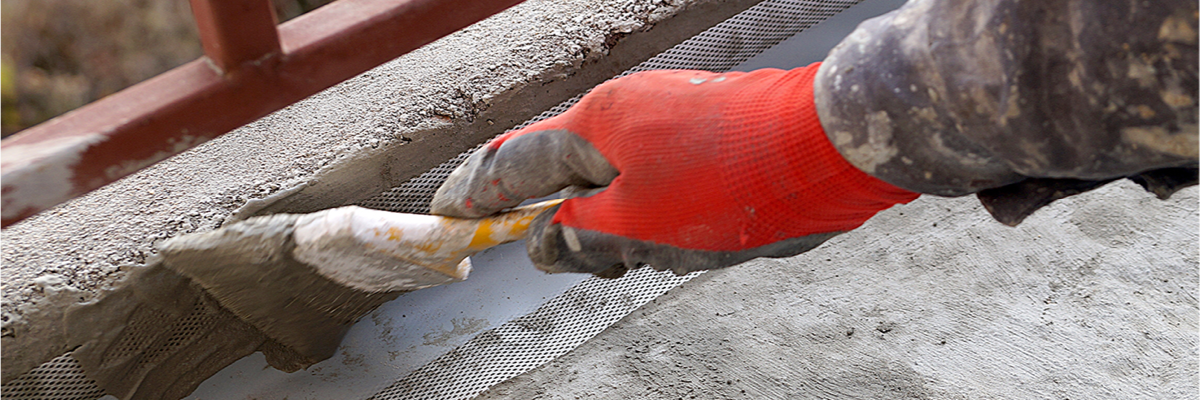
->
[431, 0, 1198, 277]
[816, 0, 1198, 224]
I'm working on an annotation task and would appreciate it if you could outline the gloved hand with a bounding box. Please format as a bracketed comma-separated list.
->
[431, 63, 919, 278]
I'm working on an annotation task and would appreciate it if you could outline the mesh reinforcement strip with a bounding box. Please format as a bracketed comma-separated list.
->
[367, 268, 702, 399]
[0, 352, 106, 400]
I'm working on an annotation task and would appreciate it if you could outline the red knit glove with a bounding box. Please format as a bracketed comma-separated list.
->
[432, 63, 919, 277]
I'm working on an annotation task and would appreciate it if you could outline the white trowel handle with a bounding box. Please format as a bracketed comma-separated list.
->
[290, 199, 563, 292]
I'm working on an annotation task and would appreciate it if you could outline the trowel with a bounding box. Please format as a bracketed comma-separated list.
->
[156, 199, 561, 365]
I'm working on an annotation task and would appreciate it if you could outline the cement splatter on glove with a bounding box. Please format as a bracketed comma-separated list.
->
[431, 63, 919, 278]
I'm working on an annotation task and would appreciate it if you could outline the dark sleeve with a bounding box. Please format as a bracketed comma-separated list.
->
[813, 0, 1198, 225]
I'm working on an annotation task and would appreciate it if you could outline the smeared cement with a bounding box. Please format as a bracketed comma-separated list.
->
[477, 181, 1198, 399]
[185, 238, 589, 399]
[2, 0, 765, 382]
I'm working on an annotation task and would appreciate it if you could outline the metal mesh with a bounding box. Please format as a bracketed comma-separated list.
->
[361, 0, 859, 399]
[0, 353, 106, 400]
[367, 268, 702, 400]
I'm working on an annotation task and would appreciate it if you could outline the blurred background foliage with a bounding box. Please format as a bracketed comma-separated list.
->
[1, 0, 336, 138]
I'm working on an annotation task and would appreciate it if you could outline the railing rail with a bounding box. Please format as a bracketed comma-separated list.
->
[0, 0, 525, 227]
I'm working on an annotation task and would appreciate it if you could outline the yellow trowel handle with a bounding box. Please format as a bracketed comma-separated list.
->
[462, 199, 564, 251]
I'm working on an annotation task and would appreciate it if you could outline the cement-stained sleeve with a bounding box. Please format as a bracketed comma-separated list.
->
[814, 0, 1198, 197]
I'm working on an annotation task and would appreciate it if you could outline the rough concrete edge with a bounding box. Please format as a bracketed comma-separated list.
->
[0, 0, 763, 384]
[0, 275, 89, 382]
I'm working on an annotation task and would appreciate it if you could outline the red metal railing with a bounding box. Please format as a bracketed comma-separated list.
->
[0, 0, 524, 227]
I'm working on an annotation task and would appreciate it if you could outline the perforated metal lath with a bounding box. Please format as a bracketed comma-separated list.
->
[3, 1, 858, 398]
[367, 267, 701, 399]
[0, 353, 106, 400]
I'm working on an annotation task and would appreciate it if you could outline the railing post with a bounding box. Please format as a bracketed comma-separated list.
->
[190, 0, 282, 73]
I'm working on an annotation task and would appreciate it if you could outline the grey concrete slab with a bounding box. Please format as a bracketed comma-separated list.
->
[477, 181, 1198, 399]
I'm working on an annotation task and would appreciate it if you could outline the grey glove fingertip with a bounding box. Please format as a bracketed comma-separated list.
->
[431, 149, 521, 218]
[526, 208, 848, 278]
[431, 129, 618, 218]
[525, 207, 629, 278]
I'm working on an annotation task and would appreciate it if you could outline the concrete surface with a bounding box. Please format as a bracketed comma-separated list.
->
[1, 0, 765, 382]
[476, 181, 1198, 399]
